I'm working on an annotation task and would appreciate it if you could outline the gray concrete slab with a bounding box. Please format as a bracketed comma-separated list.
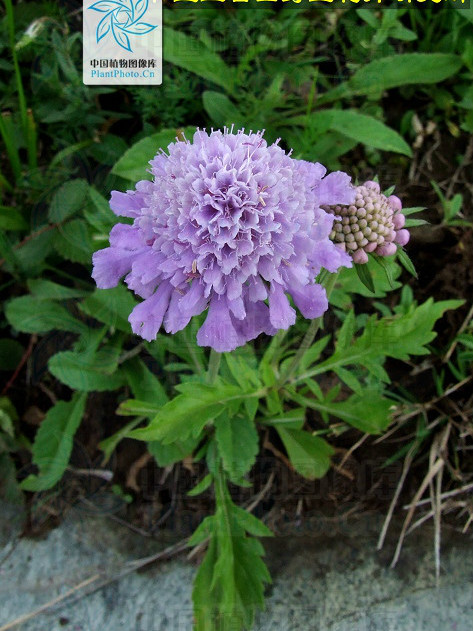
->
[0, 502, 472, 631]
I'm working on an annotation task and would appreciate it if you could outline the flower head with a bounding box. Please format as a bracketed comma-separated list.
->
[324, 181, 409, 265]
[92, 129, 354, 351]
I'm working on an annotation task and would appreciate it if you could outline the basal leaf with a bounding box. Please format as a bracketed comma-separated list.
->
[21, 393, 87, 491]
[5, 296, 87, 335]
[49, 350, 126, 392]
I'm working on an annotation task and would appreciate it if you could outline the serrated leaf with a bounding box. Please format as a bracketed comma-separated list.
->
[49, 350, 126, 391]
[79, 286, 137, 332]
[192, 481, 271, 631]
[277, 428, 334, 479]
[128, 382, 250, 444]
[48, 179, 89, 223]
[215, 413, 259, 482]
[336, 310, 356, 351]
[5, 296, 87, 334]
[310, 388, 394, 434]
[148, 434, 200, 467]
[121, 357, 168, 407]
[54, 218, 94, 264]
[21, 393, 87, 491]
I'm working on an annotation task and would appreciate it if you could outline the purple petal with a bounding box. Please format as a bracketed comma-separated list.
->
[290, 282, 328, 320]
[128, 282, 173, 341]
[233, 299, 276, 343]
[92, 247, 137, 289]
[109, 223, 144, 249]
[196, 294, 245, 352]
[268, 282, 296, 330]
[179, 280, 208, 318]
[164, 289, 191, 334]
[110, 190, 145, 218]
[316, 171, 355, 206]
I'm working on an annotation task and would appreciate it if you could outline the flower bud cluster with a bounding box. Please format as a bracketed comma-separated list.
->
[323, 181, 409, 264]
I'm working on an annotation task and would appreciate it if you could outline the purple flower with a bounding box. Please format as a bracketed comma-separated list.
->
[92, 129, 354, 352]
[324, 181, 410, 265]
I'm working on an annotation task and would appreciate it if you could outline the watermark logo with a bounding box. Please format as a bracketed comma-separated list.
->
[83, 0, 162, 85]
[88, 0, 157, 52]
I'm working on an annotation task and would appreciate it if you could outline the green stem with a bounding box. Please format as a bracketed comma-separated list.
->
[206, 348, 222, 385]
[4, 0, 36, 171]
[278, 270, 339, 386]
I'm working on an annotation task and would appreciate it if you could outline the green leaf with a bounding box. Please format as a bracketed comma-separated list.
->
[350, 54, 462, 95]
[164, 27, 235, 93]
[0, 339, 24, 371]
[0, 452, 23, 505]
[21, 393, 87, 491]
[121, 357, 168, 407]
[48, 179, 89, 223]
[191, 480, 271, 631]
[99, 417, 142, 463]
[310, 109, 412, 156]
[5, 295, 87, 334]
[85, 187, 116, 232]
[79, 286, 137, 332]
[259, 408, 306, 430]
[202, 91, 242, 127]
[368, 298, 465, 360]
[355, 262, 375, 293]
[28, 279, 89, 300]
[116, 399, 161, 417]
[53, 218, 94, 264]
[319, 54, 463, 104]
[277, 427, 334, 479]
[14, 227, 56, 274]
[297, 334, 331, 375]
[336, 310, 356, 351]
[148, 434, 200, 467]
[49, 350, 126, 392]
[111, 127, 195, 182]
[0, 207, 28, 231]
[128, 382, 249, 444]
[215, 413, 259, 482]
[397, 248, 418, 279]
[188, 473, 213, 497]
[309, 389, 394, 434]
